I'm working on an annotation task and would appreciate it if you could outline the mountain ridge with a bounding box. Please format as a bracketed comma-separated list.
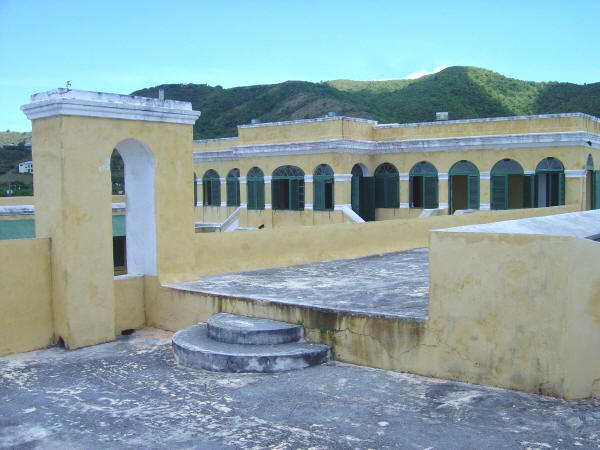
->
[130, 66, 600, 140]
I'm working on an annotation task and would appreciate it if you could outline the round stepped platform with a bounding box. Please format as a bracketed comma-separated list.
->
[207, 312, 302, 345]
[173, 321, 330, 373]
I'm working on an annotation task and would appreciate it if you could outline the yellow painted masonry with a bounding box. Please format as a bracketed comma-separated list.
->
[375, 114, 600, 141]
[30, 114, 195, 350]
[114, 275, 146, 334]
[237, 117, 375, 145]
[194, 114, 600, 149]
[0, 238, 53, 356]
[428, 232, 600, 400]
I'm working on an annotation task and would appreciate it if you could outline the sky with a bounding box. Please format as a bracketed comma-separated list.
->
[1, 0, 599, 131]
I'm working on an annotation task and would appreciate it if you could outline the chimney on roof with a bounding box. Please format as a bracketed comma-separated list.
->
[436, 112, 448, 121]
[326, 111, 337, 117]
[250, 118, 261, 124]
[158, 87, 164, 100]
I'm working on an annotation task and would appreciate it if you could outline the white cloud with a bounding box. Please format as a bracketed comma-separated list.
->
[403, 66, 448, 80]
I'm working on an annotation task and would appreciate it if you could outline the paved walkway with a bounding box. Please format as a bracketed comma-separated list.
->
[170, 248, 430, 320]
[1, 329, 599, 449]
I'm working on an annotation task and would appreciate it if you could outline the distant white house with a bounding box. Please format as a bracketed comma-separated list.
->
[18, 161, 33, 174]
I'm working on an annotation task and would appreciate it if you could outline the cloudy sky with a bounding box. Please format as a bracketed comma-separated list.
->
[1, 0, 598, 131]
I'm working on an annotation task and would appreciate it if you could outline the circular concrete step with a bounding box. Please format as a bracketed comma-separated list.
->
[207, 313, 302, 345]
[173, 323, 330, 373]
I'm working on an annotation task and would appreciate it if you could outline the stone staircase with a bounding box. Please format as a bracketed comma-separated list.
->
[172, 313, 331, 373]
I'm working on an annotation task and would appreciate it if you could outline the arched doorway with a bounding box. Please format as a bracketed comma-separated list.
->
[247, 167, 265, 210]
[202, 169, 221, 206]
[351, 163, 374, 221]
[114, 138, 156, 276]
[491, 159, 528, 210]
[535, 157, 565, 207]
[448, 160, 479, 214]
[313, 164, 334, 211]
[374, 162, 400, 209]
[410, 161, 438, 208]
[272, 166, 305, 210]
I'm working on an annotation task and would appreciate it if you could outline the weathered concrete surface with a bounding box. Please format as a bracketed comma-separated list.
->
[2, 328, 600, 449]
[171, 248, 430, 320]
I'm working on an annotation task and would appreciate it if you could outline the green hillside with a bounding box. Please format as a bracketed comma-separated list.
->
[132, 66, 600, 140]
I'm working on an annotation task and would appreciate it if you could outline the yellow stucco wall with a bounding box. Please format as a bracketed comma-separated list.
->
[0, 238, 53, 356]
[114, 275, 146, 334]
[375, 114, 600, 140]
[30, 114, 195, 350]
[428, 231, 600, 400]
[181, 205, 575, 278]
[236, 117, 374, 145]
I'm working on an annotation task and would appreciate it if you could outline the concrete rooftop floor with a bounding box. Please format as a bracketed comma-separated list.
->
[2, 328, 600, 449]
[170, 248, 430, 320]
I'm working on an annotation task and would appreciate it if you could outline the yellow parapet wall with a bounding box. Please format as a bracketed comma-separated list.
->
[0, 238, 53, 356]
[189, 205, 577, 278]
[428, 228, 600, 400]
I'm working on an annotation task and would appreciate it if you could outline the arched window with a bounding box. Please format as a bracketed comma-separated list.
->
[226, 168, 240, 207]
[490, 159, 526, 210]
[535, 157, 564, 207]
[409, 161, 438, 208]
[313, 164, 334, 211]
[247, 167, 265, 210]
[202, 169, 221, 206]
[448, 160, 479, 213]
[272, 166, 305, 210]
[374, 163, 399, 208]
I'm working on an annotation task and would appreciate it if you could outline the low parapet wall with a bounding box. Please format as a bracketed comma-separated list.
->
[0, 238, 53, 355]
[427, 210, 600, 399]
[188, 205, 577, 278]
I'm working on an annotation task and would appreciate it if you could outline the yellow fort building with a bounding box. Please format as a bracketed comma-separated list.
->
[2, 88, 600, 400]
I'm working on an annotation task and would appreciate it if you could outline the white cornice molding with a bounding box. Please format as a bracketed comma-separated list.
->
[21, 88, 200, 125]
[193, 132, 600, 163]
[194, 150, 238, 162]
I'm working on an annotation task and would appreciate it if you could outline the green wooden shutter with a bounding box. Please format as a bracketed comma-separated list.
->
[375, 176, 384, 208]
[424, 176, 438, 209]
[351, 175, 359, 213]
[387, 175, 399, 208]
[202, 180, 209, 206]
[289, 179, 299, 210]
[313, 178, 324, 211]
[211, 179, 221, 206]
[594, 171, 600, 209]
[468, 175, 479, 209]
[523, 174, 535, 208]
[491, 175, 507, 210]
[271, 179, 279, 210]
[257, 179, 265, 210]
[558, 172, 565, 206]
[298, 179, 305, 210]
[247, 180, 256, 209]
[226, 179, 235, 206]
[193, 174, 197, 206]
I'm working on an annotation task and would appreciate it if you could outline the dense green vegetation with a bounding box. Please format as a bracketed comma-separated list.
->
[132, 66, 600, 139]
[2, 66, 599, 196]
